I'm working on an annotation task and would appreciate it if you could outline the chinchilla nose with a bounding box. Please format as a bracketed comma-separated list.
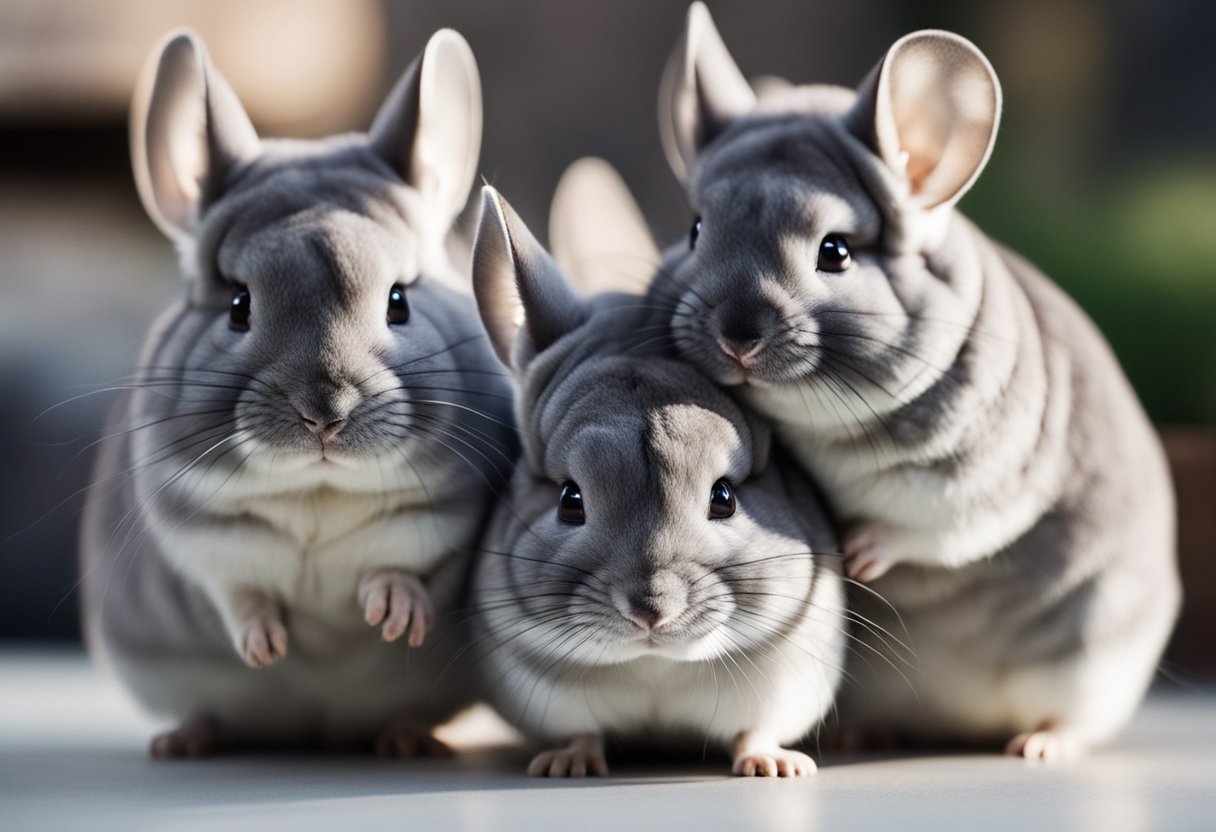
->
[716, 308, 770, 365]
[621, 569, 688, 631]
[292, 382, 358, 441]
[300, 413, 347, 441]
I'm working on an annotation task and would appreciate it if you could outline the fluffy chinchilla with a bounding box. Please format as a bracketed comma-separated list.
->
[645, 3, 1180, 758]
[79, 29, 515, 756]
[468, 181, 844, 777]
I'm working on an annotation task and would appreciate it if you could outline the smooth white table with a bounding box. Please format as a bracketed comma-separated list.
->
[1, 647, 1212, 831]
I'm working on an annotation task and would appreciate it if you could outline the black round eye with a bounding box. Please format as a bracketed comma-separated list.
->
[387, 283, 410, 325]
[817, 234, 852, 272]
[558, 481, 585, 525]
[229, 286, 251, 331]
[689, 217, 702, 250]
[709, 479, 736, 519]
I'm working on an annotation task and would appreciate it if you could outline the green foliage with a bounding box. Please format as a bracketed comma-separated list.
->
[962, 161, 1216, 425]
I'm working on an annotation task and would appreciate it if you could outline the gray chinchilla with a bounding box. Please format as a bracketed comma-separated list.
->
[468, 176, 844, 778]
[79, 28, 514, 756]
[649, 3, 1179, 758]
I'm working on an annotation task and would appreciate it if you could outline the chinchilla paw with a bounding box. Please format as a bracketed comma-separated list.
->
[843, 525, 899, 582]
[149, 716, 217, 759]
[1005, 722, 1081, 763]
[358, 569, 434, 646]
[732, 748, 817, 777]
[527, 736, 608, 777]
[237, 611, 288, 668]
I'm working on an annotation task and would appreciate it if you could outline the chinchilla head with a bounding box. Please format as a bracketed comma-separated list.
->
[126, 29, 508, 483]
[657, 3, 1002, 415]
[469, 184, 837, 666]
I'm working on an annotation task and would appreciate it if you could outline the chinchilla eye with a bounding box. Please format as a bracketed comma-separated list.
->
[229, 285, 251, 331]
[558, 481, 585, 525]
[387, 283, 410, 325]
[708, 478, 736, 519]
[689, 217, 702, 250]
[817, 233, 852, 272]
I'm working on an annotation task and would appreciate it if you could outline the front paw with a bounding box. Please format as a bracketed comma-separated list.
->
[238, 611, 288, 668]
[843, 524, 899, 583]
[527, 735, 608, 778]
[732, 749, 817, 777]
[227, 589, 288, 668]
[358, 569, 434, 646]
[731, 731, 816, 777]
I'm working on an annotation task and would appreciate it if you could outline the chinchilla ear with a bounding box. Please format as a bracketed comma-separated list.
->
[660, 2, 756, 183]
[846, 30, 1001, 210]
[131, 29, 259, 241]
[472, 187, 586, 371]
[549, 157, 660, 297]
[369, 29, 482, 225]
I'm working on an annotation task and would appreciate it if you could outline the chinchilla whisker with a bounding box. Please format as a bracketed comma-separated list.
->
[718, 618, 824, 701]
[837, 610, 918, 664]
[840, 577, 913, 643]
[91, 430, 246, 618]
[101, 430, 247, 557]
[387, 414, 518, 468]
[394, 417, 515, 484]
[394, 384, 515, 403]
[111, 435, 257, 604]
[474, 547, 597, 579]
[817, 307, 1019, 347]
[620, 332, 676, 357]
[376, 395, 516, 428]
[32, 382, 238, 422]
[815, 329, 969, 390]
[521, 628, 605, 722]
[725, 606, 859, 691]
[381, 365, 512, 382]
[356, 332, 492, 387]
[125, 365, 284, 394]
[405, 412, 519, 469]
[433, 611, 589, 691]
[37, 407, 234, 450]
[3, 419, 239, 546]
[820, 364, 904, 466]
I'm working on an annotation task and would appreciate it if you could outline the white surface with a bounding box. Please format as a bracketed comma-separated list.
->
[1, 647, 1213, 832]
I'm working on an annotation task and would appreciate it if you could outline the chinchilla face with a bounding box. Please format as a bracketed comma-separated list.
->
[127, 30, 500, 482]
[658, 4, 1002, 418]
[471, 187, 835, 666]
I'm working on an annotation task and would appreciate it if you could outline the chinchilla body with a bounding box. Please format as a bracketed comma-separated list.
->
[80, 30, 513, 750]
[466, 182, 843, 777]
[650, 4, 1179, 752]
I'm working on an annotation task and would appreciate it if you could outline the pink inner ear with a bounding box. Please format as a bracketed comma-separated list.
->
[876, 33, 1000, 208]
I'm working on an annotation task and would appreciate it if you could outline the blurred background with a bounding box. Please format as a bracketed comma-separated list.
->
[0, 0, 1212, 675]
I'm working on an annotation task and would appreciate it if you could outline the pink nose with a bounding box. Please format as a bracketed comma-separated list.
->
[301, 416, 347, 441]
[718, 337, 765, 366]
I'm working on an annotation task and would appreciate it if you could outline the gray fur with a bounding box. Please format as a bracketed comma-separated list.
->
[80, 29, 513, 750]
[469, 186, 843, 777]
[650, 4, 1179, 754]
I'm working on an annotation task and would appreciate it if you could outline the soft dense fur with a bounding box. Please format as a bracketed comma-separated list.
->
[647, 4, 1179, 758]
[79, 29, 513, 754]
[468, 183, 844, 777]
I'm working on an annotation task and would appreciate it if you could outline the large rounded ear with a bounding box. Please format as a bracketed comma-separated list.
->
[369, 29, 482, 225]
[131, 29, 259, 241]
[846, 30, 1001, 210]
[659, 2, 756, 183]
[549, 157, 660, 297]
[472, 187, 586, 371]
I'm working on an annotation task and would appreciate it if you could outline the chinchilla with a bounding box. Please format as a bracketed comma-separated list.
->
[643, 3, 1179, 758]
[79, 28, 515, 756]
[466, 178, 844, 777]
